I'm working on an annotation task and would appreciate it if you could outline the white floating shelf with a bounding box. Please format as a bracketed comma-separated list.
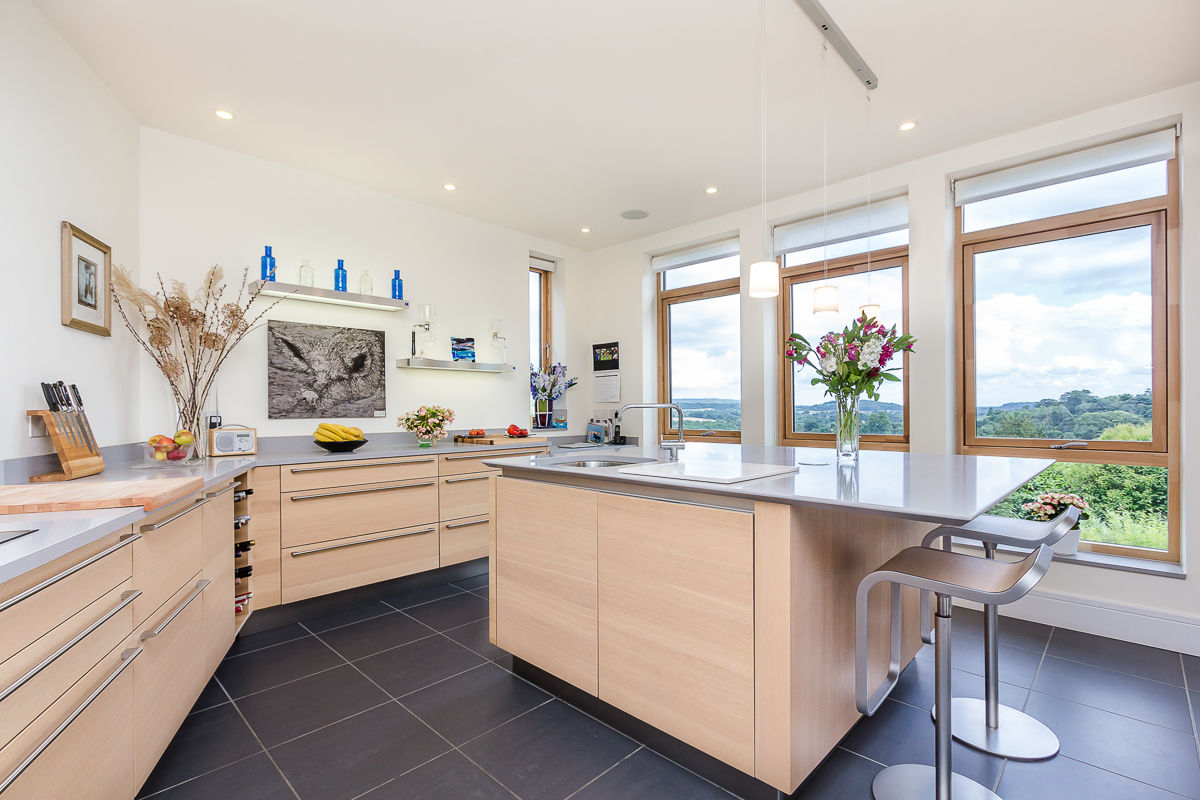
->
[251, 280, 410, 311]
[396, 358, 516, 373]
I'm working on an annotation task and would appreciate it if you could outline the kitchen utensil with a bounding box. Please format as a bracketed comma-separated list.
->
[0, 477, 202, 514]
[69, 384, 100, 454]
[40, 383, 69, 446]
[51, 382, 82, 449]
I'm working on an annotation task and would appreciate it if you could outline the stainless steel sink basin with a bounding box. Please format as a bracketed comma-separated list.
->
[550, 456, 655, 469]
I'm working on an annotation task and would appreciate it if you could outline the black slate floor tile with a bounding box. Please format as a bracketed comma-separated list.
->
[890, 657, 1028, 712]
[302, 599, 397, 633]
[452, 573, 489, 591]
[998, 753, 1185, 800]
[1191, 691, 1200, 735]
[236, 664, 390, 747]
[572, 747, 732, 800]
[358, 750, 511, 800]
[443, 618, 509, 661]
[216, 635, 344, 698]
[1047, 628, 1185, 686]
[189, 677, 228, 715]
[270, 702, 450, 800]
[1033, 654, 1193, 732]
[1024, 690, 1200, 797]
[1184, 654, 1200, 689]
[137, 704, 262, 797]
[792, 747, 878, 799]
[381, 583, 465, 610]
[951, 606, 1053, 653]
[917, 631, 1045, 688]
[462, 700, 638, 800]
[403, 592, 490, 631]
[355, 633, 487, 697]
[226, 622, 310, 658]
[315, 611, 432, 661]
[468, 584, 490, 600]
[403, 662, 550, 744]
[146, 753, 294, 800]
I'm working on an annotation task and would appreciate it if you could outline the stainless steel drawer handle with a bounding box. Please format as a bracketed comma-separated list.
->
[205, 483, 238, 499]
[0, 645, 142, 794]
[445, 475, 490, 484]
[289, 458, 436, 473]
[289, 481, 436, 502]
[0, 534, 140, 615]
[290, 528, 436, 558]
[0, 589, 142, 705]
[140, 498, 206, 532]
[445, 519, 489, 530]
[140, 580, 210, 640]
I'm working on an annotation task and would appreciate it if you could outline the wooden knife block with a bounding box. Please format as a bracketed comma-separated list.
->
[25, 410, 105, 482]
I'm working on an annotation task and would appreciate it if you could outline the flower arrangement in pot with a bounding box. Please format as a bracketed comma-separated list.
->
[784, 314, 915, 463]
[1023, 492, 1090, 555]
[398, 405, 455, 447]
[530, 363, 578, 428]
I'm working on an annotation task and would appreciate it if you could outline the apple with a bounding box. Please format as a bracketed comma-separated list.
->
[174, 429, 195, 446]
[153, 449, 168, 462]
[166, 447, 188, 461]
[155, 436, 177, 452]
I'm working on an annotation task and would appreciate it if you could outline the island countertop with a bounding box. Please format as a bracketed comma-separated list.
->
[485, 442, 1054, 525]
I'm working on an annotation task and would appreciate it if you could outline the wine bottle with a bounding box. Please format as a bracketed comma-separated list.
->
[235, 565, 254, 579]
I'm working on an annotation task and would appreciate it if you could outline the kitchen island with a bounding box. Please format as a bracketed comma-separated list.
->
[485, 443, 1051, 796]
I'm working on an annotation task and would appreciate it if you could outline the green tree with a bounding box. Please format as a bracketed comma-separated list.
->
[1098, 421, 1152, 441]
[862, 411, 893, 434]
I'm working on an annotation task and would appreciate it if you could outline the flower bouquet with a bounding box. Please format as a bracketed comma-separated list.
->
[1023, 492, 1090, 555]
[530, 363, 578, 427]
[398, 405, 455, 447]
[784, 314, 915, 462]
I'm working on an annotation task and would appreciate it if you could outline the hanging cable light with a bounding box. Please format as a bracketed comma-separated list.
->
[749, 0, 779, 299]
[812, 42, 838, 315]
[858, 90, 881, 321]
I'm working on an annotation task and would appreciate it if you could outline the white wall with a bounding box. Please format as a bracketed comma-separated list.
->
[581, 81, 1200, 646]
[0, 0, 142, 458]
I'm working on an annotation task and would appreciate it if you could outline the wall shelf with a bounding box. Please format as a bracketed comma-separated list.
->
[250, 280, 410, 311]
[396, 358, 516, 373]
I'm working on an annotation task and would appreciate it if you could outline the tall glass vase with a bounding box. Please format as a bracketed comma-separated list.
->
[834, 391, 862, 463]
[176, 407, 207, 461]
[535, 397, 554, 428]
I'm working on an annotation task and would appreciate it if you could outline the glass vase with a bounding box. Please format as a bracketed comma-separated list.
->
[834, 391, 861, 463]
[535, 397, 554, 428]
[416, 435, 435, 448]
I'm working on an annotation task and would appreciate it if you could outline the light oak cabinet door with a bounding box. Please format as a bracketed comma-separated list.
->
[438, 448, 547, 476]
[281, 525, 439, 603]
[280, 456, 438, 492]
[201, 484, 236, 675]
[438, 473, 495, 520]
[597, 494, 755, 774]
[280, 478, 438, 548]
[439, 517, 491, 566]
[495, 478, 598, 694]
[132, 499, 204, 629]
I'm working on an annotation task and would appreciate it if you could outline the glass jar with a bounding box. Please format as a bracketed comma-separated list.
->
[358, 270, 374, 295]
[297, 260, 314, 287]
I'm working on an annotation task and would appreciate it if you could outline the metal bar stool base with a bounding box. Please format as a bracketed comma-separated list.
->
[944, 697, 1060, 760]
[872, 763, 1001, 800]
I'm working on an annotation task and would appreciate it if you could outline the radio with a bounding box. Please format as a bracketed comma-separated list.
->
[208, 426, 257, 457]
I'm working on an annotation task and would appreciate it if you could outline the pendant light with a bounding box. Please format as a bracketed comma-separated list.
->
[812, 43, 838, 315]
[858, 91, 881, 321]
[748, 0, 779, 299]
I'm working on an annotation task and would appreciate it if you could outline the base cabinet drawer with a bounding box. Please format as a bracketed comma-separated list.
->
[438, 473, 494, 521]
[440, 517, 491, 567]
[282, 525, 439, 603]
[281, 479, 438, 548]
[438, 448, 547, 476]
[281, 456, 438, 492]
[133, 500, 204, 629]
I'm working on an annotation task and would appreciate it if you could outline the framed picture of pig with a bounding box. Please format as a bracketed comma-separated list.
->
[267, 320, 386, 419]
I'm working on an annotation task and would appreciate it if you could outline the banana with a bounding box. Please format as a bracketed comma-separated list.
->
[348, 426, 363, 438]
[317, 423, 354, 440]
[313, 430, 338, 442]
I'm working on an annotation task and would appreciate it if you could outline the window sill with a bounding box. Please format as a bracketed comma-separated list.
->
[954, 539, 1184, 579]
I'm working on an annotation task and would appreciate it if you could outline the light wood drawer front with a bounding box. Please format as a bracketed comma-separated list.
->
[282, 525, 439, 604]
[133, 500, 204, 629]
[438, 448, 547, 476]
[281, 456, 438, 492]
[134, 577, 208, 788]
[0, 637, 137, 799]
[280, 479, 438, 548]
[0, 531, 133, 670]
[439, 473, 495, 520]
[440, 517, 491, 567]
[0, 578, 136, 754]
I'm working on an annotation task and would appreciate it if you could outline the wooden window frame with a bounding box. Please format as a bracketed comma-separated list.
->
[530, 266, 552, 369]
[657, 274, 742, 443]
[778, 246, 911, 451]
[955, 158, 1180, 562]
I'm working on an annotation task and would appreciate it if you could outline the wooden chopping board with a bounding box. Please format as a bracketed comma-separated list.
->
[453, 434, 548, 445]
[0, 477, 204, 515]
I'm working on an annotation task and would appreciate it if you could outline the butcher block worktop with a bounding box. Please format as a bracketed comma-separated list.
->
[0, 476, 204, 514]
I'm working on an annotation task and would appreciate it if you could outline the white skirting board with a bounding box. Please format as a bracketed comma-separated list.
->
[956, 590, 1200, 657]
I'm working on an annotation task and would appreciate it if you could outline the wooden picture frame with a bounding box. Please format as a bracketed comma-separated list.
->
[60, 221, 112, 336]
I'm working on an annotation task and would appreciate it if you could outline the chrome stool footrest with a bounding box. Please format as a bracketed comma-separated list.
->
[872, 764, 1001, 800]
[944, 698, 1060, 761]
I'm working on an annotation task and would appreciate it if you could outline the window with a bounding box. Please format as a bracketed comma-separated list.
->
[529, 258, 552, 368]
[957, 132, 1179, 561]
[655, 242, 741, 442]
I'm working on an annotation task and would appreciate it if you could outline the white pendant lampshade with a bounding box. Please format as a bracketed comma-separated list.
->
[813, 284, 839, 313]
[748, 260, 780, 298]
[858, 302, 881, 320]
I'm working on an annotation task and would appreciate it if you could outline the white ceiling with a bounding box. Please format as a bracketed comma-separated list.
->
[35, 0, 1200, 250]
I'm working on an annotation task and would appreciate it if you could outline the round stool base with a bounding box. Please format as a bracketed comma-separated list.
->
[872, 764, 1000, 800]
[948, 697, 1060, 760]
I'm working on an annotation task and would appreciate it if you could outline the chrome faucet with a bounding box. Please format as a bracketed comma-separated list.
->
[615, 403, 686, 461]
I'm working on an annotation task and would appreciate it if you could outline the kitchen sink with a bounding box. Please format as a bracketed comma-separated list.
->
[550, 456, 655, 469]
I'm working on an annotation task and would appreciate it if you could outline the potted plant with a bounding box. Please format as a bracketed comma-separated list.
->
[784, 314, 915, 463]
[398, 405, 455, 447]
[530, 362, 578, 428]
[1022, 492, 1090, 555]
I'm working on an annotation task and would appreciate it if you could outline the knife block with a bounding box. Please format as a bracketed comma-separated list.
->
[25, 410, 105, 482]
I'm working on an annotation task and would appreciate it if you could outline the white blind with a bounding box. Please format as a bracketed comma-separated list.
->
[953, 128, 1177, 207]
[772, 195, 908, 255]
[530, 255, 556, 272]
[650, 237, 740, 274]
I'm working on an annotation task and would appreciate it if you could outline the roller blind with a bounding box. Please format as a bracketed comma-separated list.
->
[650, 237, 740, 274]
[953, 128, 1177, 207]
[530, 255, 556, 272]
[772, 195, 908, 256]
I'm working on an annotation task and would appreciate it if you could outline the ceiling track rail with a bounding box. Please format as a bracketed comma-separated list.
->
[792, 0, 879, 89]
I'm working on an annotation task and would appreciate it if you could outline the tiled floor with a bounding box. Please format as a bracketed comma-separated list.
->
[139, 574, 1200, 800]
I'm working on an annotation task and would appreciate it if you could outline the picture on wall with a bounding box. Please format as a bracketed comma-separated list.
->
[60, 221, 112, 336]
[451, 337, 476, 362]
[267, 320, 386, 419]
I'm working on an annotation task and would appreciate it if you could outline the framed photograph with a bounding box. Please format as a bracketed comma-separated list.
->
[61, 222, 112, 336]
[451, 337, 476, 362]
[267, 320, 386, 419]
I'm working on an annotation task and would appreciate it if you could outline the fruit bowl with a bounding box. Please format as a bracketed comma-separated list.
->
[143, 442, 193, 465]
[314, 438, 368, 454]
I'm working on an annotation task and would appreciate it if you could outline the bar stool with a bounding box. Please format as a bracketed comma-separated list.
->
[919, 506, 1079, 760]
[857, 542, 1054, 800]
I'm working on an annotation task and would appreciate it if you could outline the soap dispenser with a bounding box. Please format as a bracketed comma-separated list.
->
[333, 259, 348, 292]
[261, 246, 276, 281]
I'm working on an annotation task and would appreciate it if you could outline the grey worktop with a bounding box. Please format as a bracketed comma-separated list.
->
[485, 442, 1054, 526]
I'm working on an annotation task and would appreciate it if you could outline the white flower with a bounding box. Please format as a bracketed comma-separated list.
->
[819, 353, 838, 373]
[860, 340, 883, 367]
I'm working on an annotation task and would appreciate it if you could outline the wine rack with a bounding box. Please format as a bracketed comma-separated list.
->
[233, 476, 254, 632]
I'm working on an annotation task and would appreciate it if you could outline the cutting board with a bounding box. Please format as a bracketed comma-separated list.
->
[453, 434, 548, 445]
[0, 477, 204, 514]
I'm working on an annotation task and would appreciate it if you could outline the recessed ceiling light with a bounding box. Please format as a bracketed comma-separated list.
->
[580, 227, 591, 233]
[621, 209, 649, 220]
[443, 183, 456, 191]
[705, 186, 719, 194]
[898, 121, 917, 132]
[214, 109, 234, 120]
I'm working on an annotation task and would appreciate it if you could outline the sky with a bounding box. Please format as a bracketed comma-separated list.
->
[668, 292, 741, 400]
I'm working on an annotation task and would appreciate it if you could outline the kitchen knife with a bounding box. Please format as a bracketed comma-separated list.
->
[40, 382, 68, 442]
[59, 381, 89, 452]
[69, 384, 100, 455]
[52, 382, 82, 449]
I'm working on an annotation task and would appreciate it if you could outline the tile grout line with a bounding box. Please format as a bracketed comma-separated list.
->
[561, 746, 644, 800]
[1181, 653, 1200, 767]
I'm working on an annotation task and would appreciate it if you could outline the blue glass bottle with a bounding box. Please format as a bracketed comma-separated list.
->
[391, 270, 404, 300]
[260, 245, 276, 281]
[333, 259, 348, 292]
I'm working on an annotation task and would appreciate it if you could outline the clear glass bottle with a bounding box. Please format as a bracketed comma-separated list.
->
[358, 270, 374, 295]
[297, 259, 314, 287]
